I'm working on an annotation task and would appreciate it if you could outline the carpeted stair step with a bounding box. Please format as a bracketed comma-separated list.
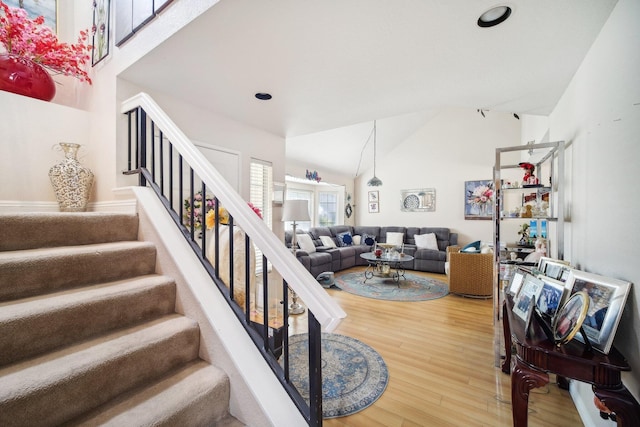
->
[0, 213, 139, 251]
[0, 275, 177, 366]
[63, 361, 242, 427]
[0, 241, 157, 301]
[0, 315, 201, 427]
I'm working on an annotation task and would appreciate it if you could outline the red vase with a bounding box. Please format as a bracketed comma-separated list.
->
[0, 54, 56, 101]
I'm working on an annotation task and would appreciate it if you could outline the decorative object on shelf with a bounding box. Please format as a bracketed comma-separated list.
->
[401, 188, 436, 212]
[282, 199, 311, 315]
[517, 223, 530, 245]
[305, 169, 321, 182]
[0, 1, 92, 100]
[464, 180, 493, 220]
[91, 0, 110, 66]
[552, 291, 589, 345]
[565, 270, 632, 354]
[367, 120, 383, 186]
[48, 143, 94, 212]
[0, 54, 55, 101]
[519, 162, 540, 186]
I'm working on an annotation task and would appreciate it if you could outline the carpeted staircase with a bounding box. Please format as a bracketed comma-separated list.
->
[0, 212, 243, 427]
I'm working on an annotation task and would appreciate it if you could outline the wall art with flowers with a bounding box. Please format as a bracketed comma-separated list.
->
[465, 180, 494, 220]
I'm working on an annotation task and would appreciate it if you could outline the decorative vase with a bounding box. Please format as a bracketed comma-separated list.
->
[0, 54, 56, 101]
[49, 143, 94, 212]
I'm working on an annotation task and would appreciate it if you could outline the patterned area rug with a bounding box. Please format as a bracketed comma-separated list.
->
[334, 270, 449, 301]
[287, 333, 388, 418]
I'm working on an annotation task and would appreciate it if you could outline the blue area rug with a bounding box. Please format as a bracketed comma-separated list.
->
[286, 333, 388, 418]
[334, 270, 449, 301]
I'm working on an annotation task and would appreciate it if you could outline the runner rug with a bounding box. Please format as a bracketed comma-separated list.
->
[286, 333, 388, 418]
[333, 270, 449, 301]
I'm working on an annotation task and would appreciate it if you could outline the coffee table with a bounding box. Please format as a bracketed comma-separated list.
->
[360, 252, 414, 283]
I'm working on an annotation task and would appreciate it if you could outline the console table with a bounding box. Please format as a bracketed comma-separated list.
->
[502, 296, 640, 427]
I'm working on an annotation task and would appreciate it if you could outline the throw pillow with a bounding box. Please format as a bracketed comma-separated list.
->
[386, 232, 404, 247]
[352, 235, 362, 245]
[415, 233, 439, 250]
[319, 235, 337, 248]
[362, 233, 376, 246]
[461, 240, 481, 253]
[336, 231, 353, 246]
[296, 233, 316, 253]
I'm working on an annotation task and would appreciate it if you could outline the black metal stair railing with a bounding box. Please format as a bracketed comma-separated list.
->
[122, 104, 324, 426]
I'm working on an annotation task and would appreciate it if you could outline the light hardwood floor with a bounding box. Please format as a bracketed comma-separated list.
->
[289, 267, 584, 427]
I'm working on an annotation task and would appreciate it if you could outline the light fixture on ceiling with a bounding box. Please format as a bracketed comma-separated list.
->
[477, 6, 512, 28]
[255, 92, 272, 100]
[367, 120, 383, 187]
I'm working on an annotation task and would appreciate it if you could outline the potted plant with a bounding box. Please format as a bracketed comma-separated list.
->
[0, 1, 92, 101]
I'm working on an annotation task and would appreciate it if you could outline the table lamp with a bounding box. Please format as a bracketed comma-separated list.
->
[282, 199, 311, 315]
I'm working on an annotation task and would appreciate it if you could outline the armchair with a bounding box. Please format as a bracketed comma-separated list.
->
[446, 246, 493, 298]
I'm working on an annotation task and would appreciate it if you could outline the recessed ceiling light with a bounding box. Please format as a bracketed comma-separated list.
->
[255, 93, 272, 100]
[477, 6, 511, 28]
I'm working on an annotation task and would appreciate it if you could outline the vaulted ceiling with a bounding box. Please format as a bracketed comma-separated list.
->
[120, 0, 618, 176]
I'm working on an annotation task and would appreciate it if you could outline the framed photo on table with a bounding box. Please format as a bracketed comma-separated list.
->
[512, 274, 543, 321]
[538, 257, 571, 281]
[565, 270, 632, 354]
[507, 269, 526, 296]
[553, 291, 589, 345]
[535, 276, 566, 318]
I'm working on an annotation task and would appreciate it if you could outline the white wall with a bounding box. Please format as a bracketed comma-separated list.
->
[544, 0, 640, 423]
[0, 91, 91, 205]
[355, 107, 521, 246]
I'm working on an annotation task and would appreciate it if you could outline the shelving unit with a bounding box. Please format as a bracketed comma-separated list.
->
[492, 141, 565, 366]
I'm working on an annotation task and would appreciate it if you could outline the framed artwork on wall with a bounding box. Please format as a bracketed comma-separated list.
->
[368, 191, 378, 203]
[92, 0, 111, 65]
[6, 0, 57, 31]
[400, 188, 435, 212]
[464, 180, 494, 220]
[368, 202, 379, 213]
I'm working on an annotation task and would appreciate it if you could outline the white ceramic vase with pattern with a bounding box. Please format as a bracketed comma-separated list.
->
[49, 143, 94, 212]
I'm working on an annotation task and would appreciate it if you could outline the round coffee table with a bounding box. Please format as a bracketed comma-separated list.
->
[360, 252, 414, 283]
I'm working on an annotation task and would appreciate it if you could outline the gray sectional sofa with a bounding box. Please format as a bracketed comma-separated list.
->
[285, 225, 458, 276]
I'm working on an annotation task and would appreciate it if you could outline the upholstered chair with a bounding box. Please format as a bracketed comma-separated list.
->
[446, 246, 493, 298]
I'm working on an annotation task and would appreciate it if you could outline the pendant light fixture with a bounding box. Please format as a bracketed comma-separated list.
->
[367, 120, 383, 187]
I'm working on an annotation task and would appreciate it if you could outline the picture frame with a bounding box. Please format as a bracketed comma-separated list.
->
[400, 188, 436, 212]
[512, 274, 543, 321]
[565, 270, 632, 354]
[553, 291, 589, 345]
[507, 268, 526, 296]
[92, 0, 111, 66]
[272, 182, 285, 205]
[464, 180, 493, 220]
[538, 257, 571, 281]
[6, 0, 57, 32]
[368, 202, 379, 213]
[368, 190, 379, 203]
[535, 276, 566, 318]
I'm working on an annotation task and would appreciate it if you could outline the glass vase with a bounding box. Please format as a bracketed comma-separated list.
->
[49, 143, 94, 212]
[0, 54, 56, 101]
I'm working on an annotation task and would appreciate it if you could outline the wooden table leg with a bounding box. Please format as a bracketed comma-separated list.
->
[511, 359, 549, 427]
[594, 386, 640, 427]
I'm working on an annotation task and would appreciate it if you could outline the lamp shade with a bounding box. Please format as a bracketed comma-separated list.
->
[282, 199, 310, 222]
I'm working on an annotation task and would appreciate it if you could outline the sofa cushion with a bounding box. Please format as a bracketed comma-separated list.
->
[319, 235, 337, 248]
[419, 227, 453, 251]
[297, 233, 316, 253]
[362, 233, 376, 246]
[352, 235, 362, 245]
[415, 233, 439, 250]
[386, 231, 404, 246]
[336, 231, 353, 246]
[461, 240, 481, 253]
[353, 226, 380, 241]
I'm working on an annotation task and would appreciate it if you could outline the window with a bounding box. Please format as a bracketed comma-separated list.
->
[318, 191, 338, 226]
[250, 159, 273, 273]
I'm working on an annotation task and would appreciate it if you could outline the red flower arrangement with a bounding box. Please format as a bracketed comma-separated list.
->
[0, 1, 92, 83]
